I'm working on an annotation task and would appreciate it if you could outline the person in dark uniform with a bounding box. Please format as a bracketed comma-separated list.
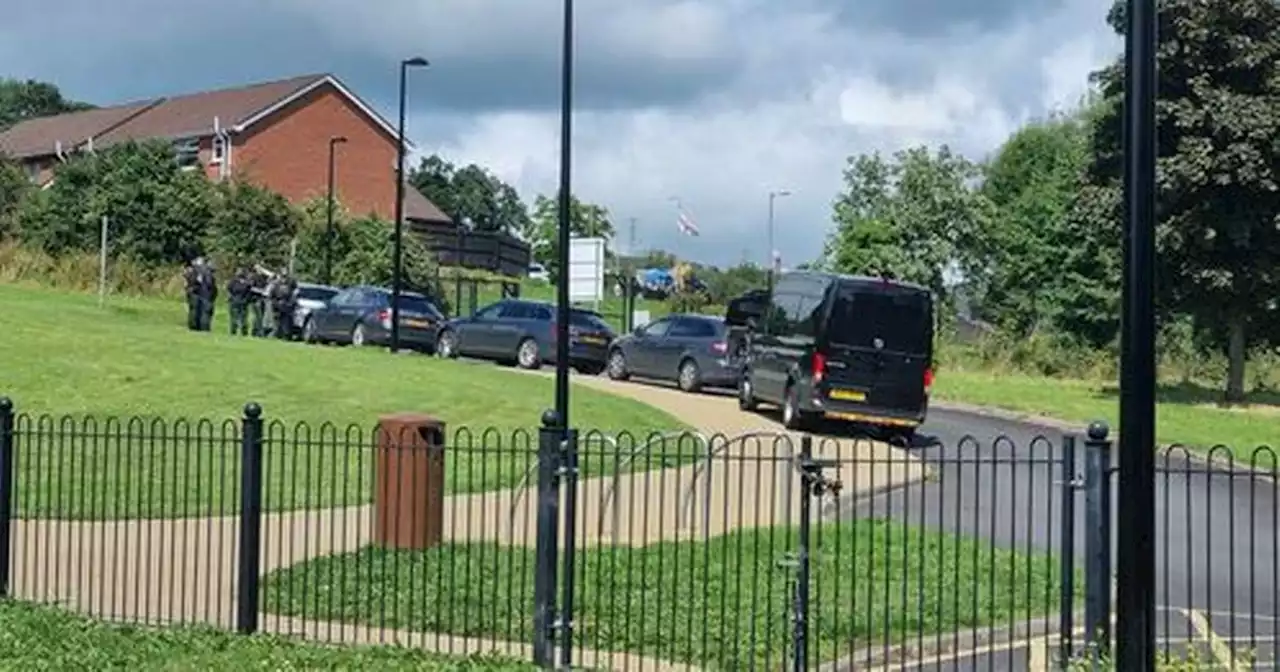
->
[249, 266, 270, 337]
[227, 268, 253, 336]
[195, 259, 217, 331]
[270, 270, 298, 339]
[183, 259, 201, 331]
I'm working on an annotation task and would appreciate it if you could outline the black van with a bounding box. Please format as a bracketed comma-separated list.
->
[738, 271, 934, 436]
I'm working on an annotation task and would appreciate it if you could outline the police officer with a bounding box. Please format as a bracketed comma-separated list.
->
[196, 259, 217, 331]
[270, 269, 299, 339]
[249, 267, 271, 337]
[227, 268, 253, 336]
[183, 258, 201, 331]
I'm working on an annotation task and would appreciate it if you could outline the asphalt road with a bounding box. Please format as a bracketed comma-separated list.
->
[824, 406, 1279, 669]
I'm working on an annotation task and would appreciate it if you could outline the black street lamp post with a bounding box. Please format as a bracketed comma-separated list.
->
[552, 0, 574, 432]
[323, 136, 347, 286]
[1115, 0, 1158, 667]
[391, 56, 429, 354]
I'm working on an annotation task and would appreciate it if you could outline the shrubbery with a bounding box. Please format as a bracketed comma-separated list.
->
[0, 139, 437, 295]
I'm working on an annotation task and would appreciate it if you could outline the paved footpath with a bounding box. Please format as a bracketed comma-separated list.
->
[8, 372, 924, 669]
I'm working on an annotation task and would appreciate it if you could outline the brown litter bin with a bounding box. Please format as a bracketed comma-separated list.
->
[374, 413, 446, 550]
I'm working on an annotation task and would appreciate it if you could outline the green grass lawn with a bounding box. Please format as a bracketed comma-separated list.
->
[934, 368, 1280, 464]
[0, 599, 532, 671]
[0, 284, 688, 518]
[262, 520, 1073, 669]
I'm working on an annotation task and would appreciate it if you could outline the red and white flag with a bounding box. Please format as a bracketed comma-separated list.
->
[676, 205, 700, 237]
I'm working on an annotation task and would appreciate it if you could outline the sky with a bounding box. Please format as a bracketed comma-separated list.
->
[0, 0, 1120, 268]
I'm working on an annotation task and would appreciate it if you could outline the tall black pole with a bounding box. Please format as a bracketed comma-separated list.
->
[1116, 0, 1157, 668]
[391, 57, 427, 353]
[324, 136, 345, 286]
[391, 62, 408, 353]
[553, 0, 574, 432]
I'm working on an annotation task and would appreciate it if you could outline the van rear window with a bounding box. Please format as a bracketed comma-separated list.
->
[826, 285, 932, 354]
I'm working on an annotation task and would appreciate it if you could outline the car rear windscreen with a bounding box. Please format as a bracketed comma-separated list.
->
[298, 287, 337, 302]
[827, 284, 932, 354]
[398, 296, 444, 318]
[570, 311, 612, 332]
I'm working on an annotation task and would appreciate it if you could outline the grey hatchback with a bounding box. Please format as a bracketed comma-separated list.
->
[435, 299, 615, 374]
[606, 314, 739, 392]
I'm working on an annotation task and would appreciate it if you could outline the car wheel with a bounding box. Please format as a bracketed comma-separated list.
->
[517, 338, 542, 370]
[302, 317, 318, 344]
[738, 372, 759, 411]
[677, 359, 702, 393]
[437, 329, 458, 359]
[782, 384, 808, 430]
[350, 324, 366, 347]
[607, 350, 630, 381]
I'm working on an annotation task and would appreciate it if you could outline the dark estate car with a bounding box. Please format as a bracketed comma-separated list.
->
[302, 285, 445, 352]
[739, 271, 935, 438]
[436, 299, 615, 374]
[606, 314, 740, 392]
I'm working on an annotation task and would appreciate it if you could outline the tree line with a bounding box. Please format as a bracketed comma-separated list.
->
[820, 0, 1280, 401]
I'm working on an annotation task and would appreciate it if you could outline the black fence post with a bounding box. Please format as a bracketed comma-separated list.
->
[0, 397, 14, 599]
[532, 411, 563, 668]
[558, 428, 579, 670]
[1058, 434, 1080, 664]
[235, 402, 265, 634]
[792, 434, 840, 672]
[1083, 421, 1113, 656]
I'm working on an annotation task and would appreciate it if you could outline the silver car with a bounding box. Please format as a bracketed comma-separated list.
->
[292, 282, 340, 333]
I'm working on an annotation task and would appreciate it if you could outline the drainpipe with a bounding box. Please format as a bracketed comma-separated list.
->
[212, 116, 233, 180]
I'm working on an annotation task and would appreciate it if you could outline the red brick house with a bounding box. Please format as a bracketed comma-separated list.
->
[0, 73, 450, 224]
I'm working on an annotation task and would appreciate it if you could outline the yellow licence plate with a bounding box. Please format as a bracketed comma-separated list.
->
[404, 319, 431, 328]
[578, 336, 605, 345]
[829, 388, 866, 402]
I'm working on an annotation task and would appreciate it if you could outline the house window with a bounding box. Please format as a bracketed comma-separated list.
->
[173, 138, 200, 171]
[211, 134, 226, 164]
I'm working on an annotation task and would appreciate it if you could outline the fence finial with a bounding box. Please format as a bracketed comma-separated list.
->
[243, 402, 262, 419]
[1087, 420, 1109, 441]
[0, 397, 10, 413]
[541, 408, 560, 429]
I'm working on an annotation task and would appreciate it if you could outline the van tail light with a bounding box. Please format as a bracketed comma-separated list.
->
[710, 341, 728, 355]
[377, 309, 391, 329]
[812, 351, 827, 383]
[924, 367, 935, 392]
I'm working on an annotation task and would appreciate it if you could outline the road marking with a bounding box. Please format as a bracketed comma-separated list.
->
[1027, 636, 1050, 671]
[1184, 608, 1235, 669]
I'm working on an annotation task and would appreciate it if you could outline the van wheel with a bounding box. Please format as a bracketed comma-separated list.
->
[782, 385, 809, 430]
[738, 372, 758, 411]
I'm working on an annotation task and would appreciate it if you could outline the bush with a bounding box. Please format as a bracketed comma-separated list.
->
[0, 142, 436, 299]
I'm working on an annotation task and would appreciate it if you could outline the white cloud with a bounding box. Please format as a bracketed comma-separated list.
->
[0, 0, 1120, 268]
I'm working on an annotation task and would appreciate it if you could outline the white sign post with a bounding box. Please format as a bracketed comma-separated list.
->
[98, 215, 109, 307]
[568, 237, 606, 309]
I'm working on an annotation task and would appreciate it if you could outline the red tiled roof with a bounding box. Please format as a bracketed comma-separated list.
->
[0, 100, 161, 159]
[0, 73, 407, 160]
[94, 74, 326, 147]
[403, 186, 452, 224]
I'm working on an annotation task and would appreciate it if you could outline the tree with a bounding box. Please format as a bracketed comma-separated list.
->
[206, 179, 300, 271]
[292, 198, 436, 292]
[408, 154, 532, 233]
[979, 108, 1096, 335]
[823, 147, 992, 302]
[16, 140, 214, 265]
[0, 155, 29, 237]
[528, 193, 615, 280]
[0, 79, 93, 131]
[1089, 0, 1280, 402]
